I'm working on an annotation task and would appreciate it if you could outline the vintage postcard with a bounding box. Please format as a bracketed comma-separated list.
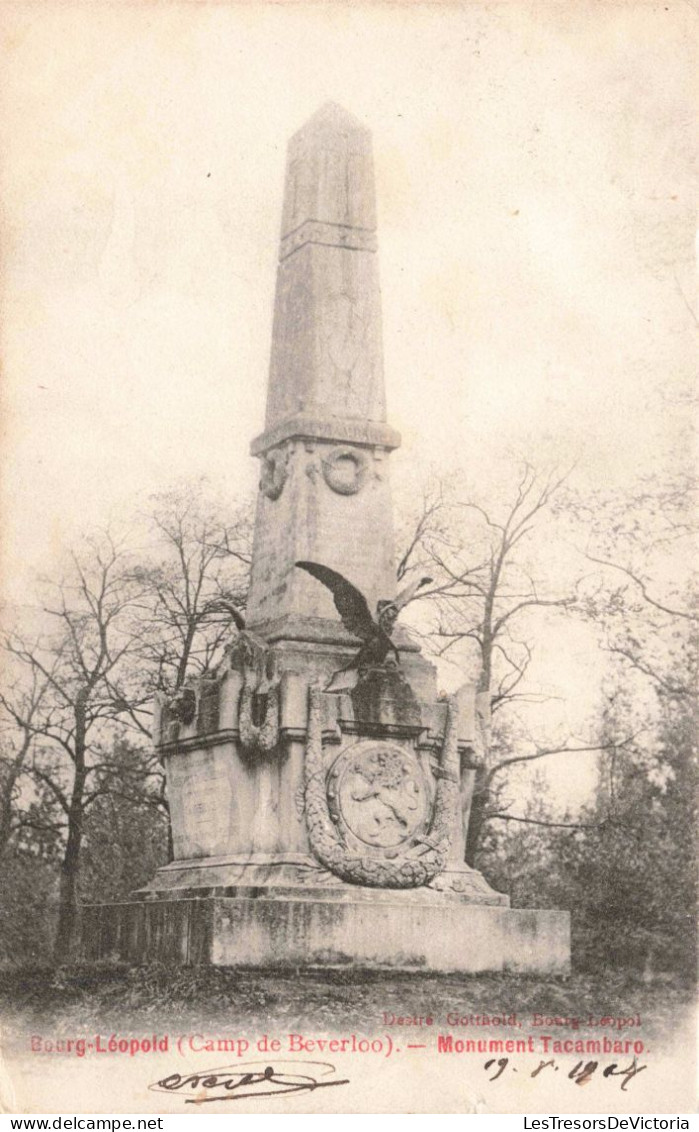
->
[0, 0, 696, 1117]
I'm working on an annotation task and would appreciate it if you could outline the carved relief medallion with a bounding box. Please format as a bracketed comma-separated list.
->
[321, 445, 369, 495]
[306, 687, 459, 888]
[326, 741, 429, 852]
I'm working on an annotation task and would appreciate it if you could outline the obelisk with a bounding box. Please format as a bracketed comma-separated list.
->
[246, 103, 401, 639]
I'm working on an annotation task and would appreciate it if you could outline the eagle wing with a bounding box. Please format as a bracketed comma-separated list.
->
[295, 561, 375, 641]
[378, 575, 433, 633]
[208, 599, 246, 631]
[392, 575, 433, 613]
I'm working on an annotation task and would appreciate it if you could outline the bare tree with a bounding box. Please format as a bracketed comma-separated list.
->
[1, 485, 255, 950]
[398, 463, 587, 862]
[570, 471, 698, 698]
[0, 662, 55, 857]
[114, 483, 255, 862]
[0, 533, 152, 961]
[128, 483, 253, 695]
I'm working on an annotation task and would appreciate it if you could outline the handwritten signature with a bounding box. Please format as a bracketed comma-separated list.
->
[149, 1060, 350, 1104]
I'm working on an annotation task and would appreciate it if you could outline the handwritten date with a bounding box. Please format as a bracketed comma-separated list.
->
[484, 1056, 646, 1091]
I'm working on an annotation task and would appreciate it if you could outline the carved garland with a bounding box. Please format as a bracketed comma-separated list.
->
[304, 685, 459, 888]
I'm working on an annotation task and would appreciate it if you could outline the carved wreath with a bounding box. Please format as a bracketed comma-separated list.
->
[304, 685, 459, 888]
[260, 445, 290, 501]
[167, 687, 196, 725]
[238, 666, 280, 755]
[321, 446, 369, 495]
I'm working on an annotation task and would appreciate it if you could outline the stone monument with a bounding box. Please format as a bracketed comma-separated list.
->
[82, 104, 570, 973]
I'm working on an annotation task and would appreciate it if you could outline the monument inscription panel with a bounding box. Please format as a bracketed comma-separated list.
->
[167, 749, 233, 858]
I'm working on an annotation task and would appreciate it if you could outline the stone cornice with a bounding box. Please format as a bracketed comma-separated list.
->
[244, 614, 421, 651]
[250, 414, 401, 456]
[156, 725, 478, 766]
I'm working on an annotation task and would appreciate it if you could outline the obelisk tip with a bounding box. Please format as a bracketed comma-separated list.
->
[280, 102, 376, 239]
[300, 101, 369, 135]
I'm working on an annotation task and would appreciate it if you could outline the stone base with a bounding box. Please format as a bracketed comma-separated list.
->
[137, 852, 510, 905]
[81, 890, 570, 975]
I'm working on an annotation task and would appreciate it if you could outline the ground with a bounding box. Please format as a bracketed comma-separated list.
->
[0, 964, 693, 1042]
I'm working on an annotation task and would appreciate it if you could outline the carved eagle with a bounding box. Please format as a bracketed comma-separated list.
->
[295, 560, 432, 690]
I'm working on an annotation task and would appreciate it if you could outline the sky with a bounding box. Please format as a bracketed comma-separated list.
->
[0, 0, 696, 804]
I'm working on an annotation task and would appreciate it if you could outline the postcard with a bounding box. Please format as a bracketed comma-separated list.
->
[0, 0, 695, 1116]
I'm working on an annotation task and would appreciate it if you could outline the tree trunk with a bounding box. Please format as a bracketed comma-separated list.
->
[0, 771, 18, 859]
[53, 690, 88, 964]
[53, 794, 84, 963]
[464, 676, 493, 867]
[464, 766, 488, 866]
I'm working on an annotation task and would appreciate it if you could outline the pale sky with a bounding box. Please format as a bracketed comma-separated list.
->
[0, 1, 696, 804]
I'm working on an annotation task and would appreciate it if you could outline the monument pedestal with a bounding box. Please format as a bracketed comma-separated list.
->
[80, 637, 570, 976]
[81, 885, 570, 975]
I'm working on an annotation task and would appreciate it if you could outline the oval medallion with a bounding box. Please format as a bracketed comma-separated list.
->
[327, 741, 429, 851]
